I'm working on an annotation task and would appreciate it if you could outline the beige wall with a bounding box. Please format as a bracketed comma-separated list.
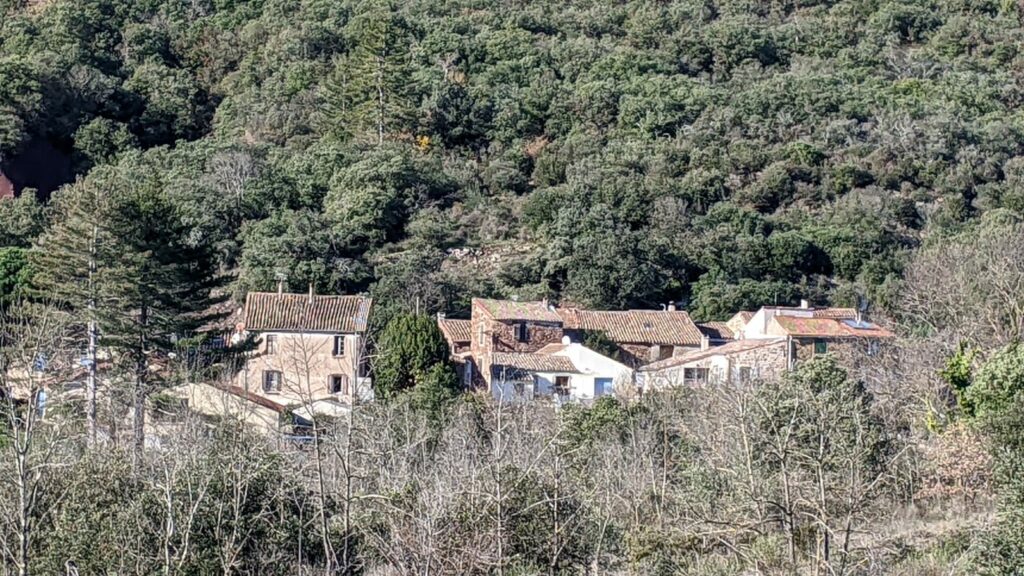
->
[645, 341, 788, 390]
[235, 331, 365, 405]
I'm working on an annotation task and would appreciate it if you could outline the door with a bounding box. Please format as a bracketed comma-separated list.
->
[595, 378, 614, 397]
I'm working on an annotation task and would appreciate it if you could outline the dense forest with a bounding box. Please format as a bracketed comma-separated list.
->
[5, 0, 1024, 574]
[2, 0, 1022, 319]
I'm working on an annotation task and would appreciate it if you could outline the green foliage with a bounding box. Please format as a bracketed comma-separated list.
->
[966, 342, 1024, 421]
[373, 313, 453, 399]
[0, 0, 1020, 315]
[940, 342, 979, 418]
[0, 193, 46, 247]
[0, 246, 31, 308]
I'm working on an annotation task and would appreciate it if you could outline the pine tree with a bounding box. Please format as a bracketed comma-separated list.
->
[332, 0, 418, 145]
[34, 173, 224, 460]
[32, 182, 114, 445]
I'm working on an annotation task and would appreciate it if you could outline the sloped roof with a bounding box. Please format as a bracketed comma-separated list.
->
[768, 306, 857, 319]
[697, 321, 734, 341]
[641, 338, 788, 372]
[731, 311, 754, 324]
[771, 316, 894, 339]
[244, 292, 372, 333]
[558, 308, 704, 346]
[474, 298, 562, 322]
[491, 352, 578, 373]
[438, 318, 472, 344]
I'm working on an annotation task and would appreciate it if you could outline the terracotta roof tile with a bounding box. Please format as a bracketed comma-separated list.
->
[558, 308, 704, 346]
[697, 321, 734, 341]
[244, 292, 372, 333]
[491, 352, 578, 373]
[771, 316, 894, 338]
[475, 298, 562, 322]
[438, 318, 472, 344]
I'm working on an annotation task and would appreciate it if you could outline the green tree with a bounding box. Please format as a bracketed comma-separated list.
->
[34, 168, 224, 460]
[332, 0, 418, 145]
[373, 313, 454, 399]
[966, 342, 1024, 421]
[0, 194, 46, 248]
[0, 246, 31, 308]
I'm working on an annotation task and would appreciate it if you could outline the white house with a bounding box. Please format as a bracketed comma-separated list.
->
[489, 339, 634, 403]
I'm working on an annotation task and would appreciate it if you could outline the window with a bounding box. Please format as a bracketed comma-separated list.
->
[553, 376, 570, 397]
[265, 334, 277, 354]
[478, 324, 485, 344]
[683, 367, 709, 384]
[867, 340, 880, 356]
[330, 374, 349, 395]
[738, 367, 752, 382]
[263, 370, 282, 394]
[333, 335, 345, 357]
[595, 377, 614, 397]
[814, 340, 829, 355]
[514, 322, 529, 342]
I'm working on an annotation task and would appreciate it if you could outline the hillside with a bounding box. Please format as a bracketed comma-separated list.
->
[2, 0, 1022, 320]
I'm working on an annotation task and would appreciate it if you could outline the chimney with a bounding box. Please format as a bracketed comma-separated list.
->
[308, 283, 315, 304]
[437, 311, 446, 321]
[799, 299, 810, 309]
[277, 280, 284, 295]
[701, 334, 710, 351]
[667, 301, 677, 312]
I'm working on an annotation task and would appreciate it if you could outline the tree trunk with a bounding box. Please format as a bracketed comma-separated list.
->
[86, 225, 98, 445]
[133, 306, 149, 468]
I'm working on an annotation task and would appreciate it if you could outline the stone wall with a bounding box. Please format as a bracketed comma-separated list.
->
[468, 300, 566, 387]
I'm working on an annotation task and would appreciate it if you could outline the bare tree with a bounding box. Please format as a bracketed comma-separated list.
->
[0, 302, 80, 576]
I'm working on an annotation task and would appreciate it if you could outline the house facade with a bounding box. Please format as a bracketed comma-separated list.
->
[490, 341, 634, 403]
[739, 301, 893, 367]
[640, 338, 789, 390]
[468, 298, 566, 388]
[233, 290, 373, 406]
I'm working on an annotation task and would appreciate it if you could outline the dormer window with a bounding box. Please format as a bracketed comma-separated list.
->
[514, 322, 529, 342]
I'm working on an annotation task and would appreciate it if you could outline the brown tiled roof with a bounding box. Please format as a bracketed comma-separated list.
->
[491, 352, 578, 373]
[243, 292, 372, 333]
[771, 316, 894, 339]
[438, 318, 472, 344]
[475, 298, 562, 322]
[558, 308, 704, 346]
[641, 338, 788, 372]
[697, 321, 734, 341]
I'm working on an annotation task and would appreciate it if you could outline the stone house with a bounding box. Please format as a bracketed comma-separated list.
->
[468, 298, 566, 387]
[640, 338, 789, 390]
[437, 316, 472, 356]
[233, 290, 373, 406]
[740, 301, 894, 364]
